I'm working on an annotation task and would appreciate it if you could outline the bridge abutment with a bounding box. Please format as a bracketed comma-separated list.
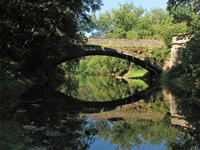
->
[170, 34, 193, 68]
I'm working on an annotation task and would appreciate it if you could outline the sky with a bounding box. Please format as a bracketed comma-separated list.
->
[96, 0, 169, 14]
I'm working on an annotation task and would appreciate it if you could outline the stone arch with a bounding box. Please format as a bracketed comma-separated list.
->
[56, 50, 162, 78]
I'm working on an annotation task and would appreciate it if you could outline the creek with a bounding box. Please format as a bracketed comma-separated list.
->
[0, 75, 200, 150]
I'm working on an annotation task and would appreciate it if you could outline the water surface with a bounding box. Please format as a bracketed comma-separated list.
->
[0, 76, 200, 150]
[55, 75, 148, 101]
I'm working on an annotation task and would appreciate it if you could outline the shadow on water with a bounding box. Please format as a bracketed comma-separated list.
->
[0, 83, 96, 150]
[0, 79, 200, 149]
[7, 80, 160, 116]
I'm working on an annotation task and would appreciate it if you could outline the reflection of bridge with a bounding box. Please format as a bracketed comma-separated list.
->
[54, 39, 165, 78]
[15, 83, 193, 129]
[79, 87, 193, 129]
[77, 85, 161, 112]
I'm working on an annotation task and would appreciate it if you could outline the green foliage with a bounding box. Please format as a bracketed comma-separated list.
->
[0, 0, 102, 80]
[56, 76, 148, 101]
[167, 0, 200, 27]
[124, 68, 149, 78]
[123, 94, 170, 115]
[161, 0, 200, 83]
[59, 56, 134, 76]
[91, 3, 188, 47]
[156, 21, 188, 48]
[112, 3, 144, 32]
[127, 29, 153, 39]
[152, 47, 171, 62]
[151, 100, 170, 114]
[181, 34, 200, 69]
[91, 11, 113, 38]
[106, 27, 127, 39]
[163, 34, 200, 83]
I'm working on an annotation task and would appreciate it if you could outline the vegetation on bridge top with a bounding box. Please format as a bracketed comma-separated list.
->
[90, 3, 189, 48]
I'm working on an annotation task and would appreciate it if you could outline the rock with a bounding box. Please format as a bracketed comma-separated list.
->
[23, 125, 38, 131]
[24, 137, 34, 144]
[31, 104, 41, 108]
[43, 140, 51, 145]
[28, 98, 43, 103]
[39, 126, 46, 130]
[16, 109, 27, 113]
[27, 147, 47, 150]
[60, 120, 67, 123]
[45, 129, 60, 137]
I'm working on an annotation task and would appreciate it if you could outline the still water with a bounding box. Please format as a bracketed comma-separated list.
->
[0, 76, 200, 150]
[55, 75, 149, 101]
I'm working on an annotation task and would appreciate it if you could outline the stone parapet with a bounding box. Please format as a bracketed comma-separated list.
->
[87, 38, 165, 47]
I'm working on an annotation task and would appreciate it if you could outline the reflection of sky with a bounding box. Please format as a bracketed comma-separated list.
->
[89, 139, 118, 150]
[86, 119, 167, 150]
[89, 138, 166, 150]
[137, 142, 166, 150]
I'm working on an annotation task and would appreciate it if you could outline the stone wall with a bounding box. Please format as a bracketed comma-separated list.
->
[87, 38, 165, 47]
[170, 34, 193, 67]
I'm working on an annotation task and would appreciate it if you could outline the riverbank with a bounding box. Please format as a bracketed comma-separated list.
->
[65, 68, 149, 80]
[160, 69, 200, 87]
[0, 69, 33, 112]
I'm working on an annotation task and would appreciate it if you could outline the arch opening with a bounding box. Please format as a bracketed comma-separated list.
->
[57, 55, 148, 77]
[52, 55, 150, 102]
[55, 50, 162, 78]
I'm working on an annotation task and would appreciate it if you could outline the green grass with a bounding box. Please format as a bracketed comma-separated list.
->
[123, 68, 149, 78]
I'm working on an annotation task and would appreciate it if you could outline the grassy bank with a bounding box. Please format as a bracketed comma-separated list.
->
[160, 65, 200, 86]
[123, 68, 149, 78]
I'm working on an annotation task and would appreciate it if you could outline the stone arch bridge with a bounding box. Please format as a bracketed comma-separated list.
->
[52, 36, 190, 78]
[54, 39, 166, 78]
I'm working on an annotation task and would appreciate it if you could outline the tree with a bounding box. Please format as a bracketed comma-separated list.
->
[167, 0, 200, 28]
[0, 0, 102, 80]
[91, 3, 188, 47]
[91, 11, 113, 38]
[108, 3, 144, 39]
[91, 3, 145, 39]
[167, 0, 200, 12]
[166, 0, 200, 82]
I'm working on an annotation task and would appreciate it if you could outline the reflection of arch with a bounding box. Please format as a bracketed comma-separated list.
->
[70, 85, 161, 113]
[15, 83, 160, 118]
[55, 46, 162, 78]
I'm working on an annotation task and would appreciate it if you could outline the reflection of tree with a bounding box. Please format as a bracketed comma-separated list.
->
[56, 76, 79, 98]
[96, 117, 185, 149]
[56, 76, 148, 101]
